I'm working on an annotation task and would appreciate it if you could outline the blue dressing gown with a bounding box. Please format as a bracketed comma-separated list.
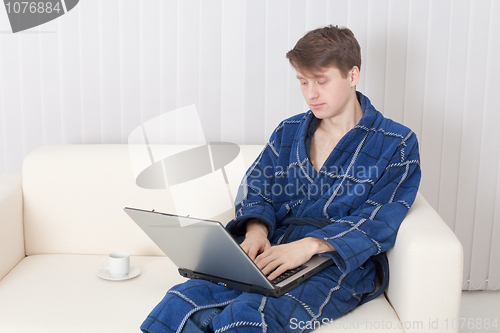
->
[141, 92, 421, 333]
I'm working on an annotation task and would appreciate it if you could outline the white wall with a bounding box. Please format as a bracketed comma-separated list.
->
[0, 0, 498, 290]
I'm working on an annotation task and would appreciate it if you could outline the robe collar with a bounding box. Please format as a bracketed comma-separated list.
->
[292, 91, 379, 186]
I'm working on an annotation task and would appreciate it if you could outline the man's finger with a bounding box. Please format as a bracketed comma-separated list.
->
[240, 242, 249, 254]
[255, 246, 273, 265]
[267, 263, 288, 281]
[247, 245, 259, 261]
[259, 256, 282, 276]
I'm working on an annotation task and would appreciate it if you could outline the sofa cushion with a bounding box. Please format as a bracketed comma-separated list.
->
[22, 145, 264, 256]
[22, 145, 169, 256]
[0, 255, 402, 333]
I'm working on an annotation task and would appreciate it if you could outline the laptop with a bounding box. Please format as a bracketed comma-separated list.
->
[124, 207, 333, 297]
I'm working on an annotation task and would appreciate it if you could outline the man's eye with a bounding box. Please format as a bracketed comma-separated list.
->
[318, 81, 326, 85]
[300, 81, 307, 85]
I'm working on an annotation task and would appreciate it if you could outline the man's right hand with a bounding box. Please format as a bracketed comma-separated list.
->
[239, 219, 271, 261]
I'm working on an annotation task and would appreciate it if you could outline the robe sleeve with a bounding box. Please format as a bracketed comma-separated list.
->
[305, 131, 421, 275]
[225, 126, 282, 238]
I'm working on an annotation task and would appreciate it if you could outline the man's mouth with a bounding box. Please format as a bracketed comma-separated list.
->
[311, 103, 325, 108]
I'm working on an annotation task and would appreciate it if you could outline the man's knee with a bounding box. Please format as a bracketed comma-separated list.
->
[212, 296, 282, 332]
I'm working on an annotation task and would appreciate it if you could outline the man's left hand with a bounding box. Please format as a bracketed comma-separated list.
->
[254, 237, 335, 281]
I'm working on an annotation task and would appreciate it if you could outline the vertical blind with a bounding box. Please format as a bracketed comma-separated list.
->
[0, 0, 498, 290]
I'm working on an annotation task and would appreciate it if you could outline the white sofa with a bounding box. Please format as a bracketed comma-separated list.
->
[0, 144, 463, 333]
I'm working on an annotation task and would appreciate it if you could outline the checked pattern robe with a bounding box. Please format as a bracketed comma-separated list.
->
[140, 92, 421, 333]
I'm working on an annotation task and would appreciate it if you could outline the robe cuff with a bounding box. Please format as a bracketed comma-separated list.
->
[226, 215, 275, 239]
[306, 227, 377, 274]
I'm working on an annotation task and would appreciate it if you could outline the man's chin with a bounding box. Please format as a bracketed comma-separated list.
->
[310, 109, 328, 119]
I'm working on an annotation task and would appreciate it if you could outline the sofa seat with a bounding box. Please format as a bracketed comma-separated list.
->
[0, 255, 185, 332]
[0, 254, 402, 333]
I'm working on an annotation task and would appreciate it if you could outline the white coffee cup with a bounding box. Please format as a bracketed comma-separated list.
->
[100, 252, 130, 277]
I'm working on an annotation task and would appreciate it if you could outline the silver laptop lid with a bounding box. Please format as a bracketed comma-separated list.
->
[124, 208, 273, 289]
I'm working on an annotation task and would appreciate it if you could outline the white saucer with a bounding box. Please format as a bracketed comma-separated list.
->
[97, 266, 140, 281]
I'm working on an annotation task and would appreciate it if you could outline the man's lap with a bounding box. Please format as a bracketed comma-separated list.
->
[142, 271, 361, 333]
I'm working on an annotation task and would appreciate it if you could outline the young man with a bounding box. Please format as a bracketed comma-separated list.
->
[141, 25, 421, 333]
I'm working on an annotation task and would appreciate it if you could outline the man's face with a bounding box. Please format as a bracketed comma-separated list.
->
[296, 66, 357, 120]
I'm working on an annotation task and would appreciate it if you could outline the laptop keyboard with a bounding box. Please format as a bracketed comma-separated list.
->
[270, 265, 306, 285]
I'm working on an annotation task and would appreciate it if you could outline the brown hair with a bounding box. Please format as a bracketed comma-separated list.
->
[286, 25, 361, 78]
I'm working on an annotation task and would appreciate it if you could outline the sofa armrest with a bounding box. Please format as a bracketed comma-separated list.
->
[386, 193, 463, 333]
[0, 173, 25, 281]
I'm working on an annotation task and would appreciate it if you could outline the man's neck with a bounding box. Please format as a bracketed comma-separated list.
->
[317, 92, 363, 137]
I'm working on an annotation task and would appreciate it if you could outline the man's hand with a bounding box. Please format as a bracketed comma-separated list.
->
[240, 219, 271, 261]
[239, 219, 335, 281]
[254, 237, 334, 280]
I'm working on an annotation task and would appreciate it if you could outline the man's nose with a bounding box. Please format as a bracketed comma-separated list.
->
[307, 83, 319, 99]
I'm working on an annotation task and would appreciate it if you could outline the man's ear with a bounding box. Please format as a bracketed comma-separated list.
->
[349, 66, 360, 87]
